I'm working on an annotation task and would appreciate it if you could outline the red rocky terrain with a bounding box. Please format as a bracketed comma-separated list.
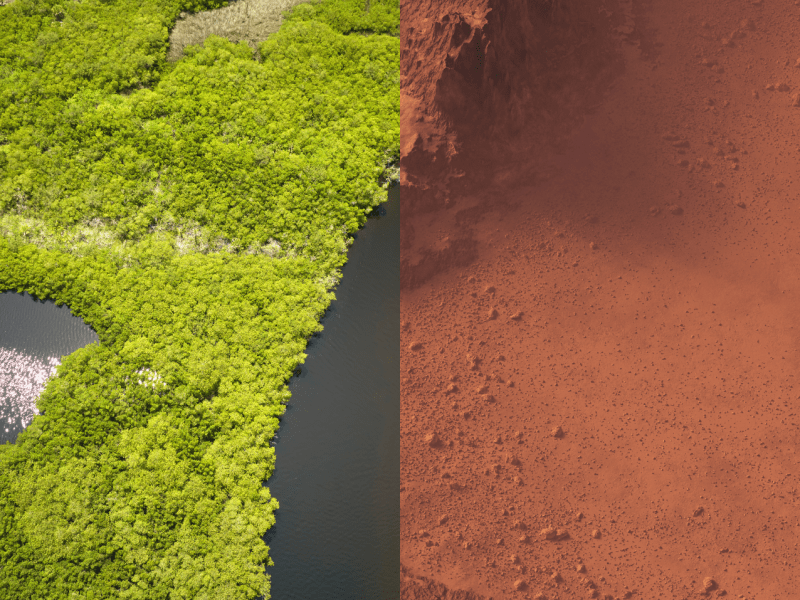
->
[400, 1, 800, 599]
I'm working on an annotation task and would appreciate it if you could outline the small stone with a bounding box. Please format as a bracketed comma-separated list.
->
[589, 241, 597, 250]
[577, 563, 586, 573]
[794, 58, 800, 68]
[766, 83, 775, 91]
[693, 506, 705, 517]
[668, 204, 683, 215]
[678, 159, 689, 167]
[591, 529, 601, 539]
[649, 206, 661, 216]
[713, 180, 725, 188]
[540, 527, 558, 540]
[555, 528, 569, 540]
[513, 579, 528, 591]
[425, 432, 442, 447]
[445, 383, 458, 394]
[741, 18, 755, 30]
[703, 577, 718, 591]
[510, 311, 523, 320]
[494, 435, 503, 443]
[719, 547, 730, 553]
[513, 519, 527, 530]
[551, 572, 563, 582]
[484, 285, 496, 294]
[585, 215, 599, 224]
[462, 540, 472, 549]
[777, 82, 791, 92]
[551, 426, 564, 438]
[511, 554, 520, 564]
[487, 308, 499, 320]
[513, 475, 523, 485]
[409, 341, 423, 351]
[576, 511, 584, 521]
[438, 514, 449, 525]
[752, 89, 759, 98]
[419, 529, 429, 537]
[497, 537, 505, 545]
[697, 158, 711, 168]
[518, 534, 530, 543]
[533, 593, 545, 600]
[792, 92, 800, 107]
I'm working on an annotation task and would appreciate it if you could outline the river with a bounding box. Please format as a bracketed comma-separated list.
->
[0, 185, 399, 597]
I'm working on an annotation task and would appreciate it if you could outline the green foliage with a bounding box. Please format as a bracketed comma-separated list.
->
[283, 0, 399, 36]
[0, 0, 398, 598]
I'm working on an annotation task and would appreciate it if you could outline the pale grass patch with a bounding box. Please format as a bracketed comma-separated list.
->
[167, 0, 311, 62]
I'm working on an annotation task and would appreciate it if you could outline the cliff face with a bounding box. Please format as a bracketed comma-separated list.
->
[401, 0, 624, 194]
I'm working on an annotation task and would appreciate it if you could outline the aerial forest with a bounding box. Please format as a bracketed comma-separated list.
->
[0, 0, 398, 597]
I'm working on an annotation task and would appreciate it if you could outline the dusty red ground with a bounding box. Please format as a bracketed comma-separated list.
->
[400, 1, 800, 599]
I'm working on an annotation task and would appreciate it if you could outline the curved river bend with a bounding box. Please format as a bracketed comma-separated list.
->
[0, 185, 399, 598]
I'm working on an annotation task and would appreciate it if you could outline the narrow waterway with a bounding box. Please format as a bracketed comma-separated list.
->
[264, 184, 399, 599]
[0, 292, 99, 444]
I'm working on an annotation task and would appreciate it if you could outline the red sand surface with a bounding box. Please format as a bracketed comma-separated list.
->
[400, 1, 800, 599]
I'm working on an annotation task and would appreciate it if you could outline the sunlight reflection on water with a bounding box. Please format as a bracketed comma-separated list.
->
[0, 347, 59, 436]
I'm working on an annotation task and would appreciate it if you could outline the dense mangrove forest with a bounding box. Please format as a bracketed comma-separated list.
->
[0, 0, 399, 597]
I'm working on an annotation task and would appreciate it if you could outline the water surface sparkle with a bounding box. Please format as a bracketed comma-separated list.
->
[0, 347, 59, 436]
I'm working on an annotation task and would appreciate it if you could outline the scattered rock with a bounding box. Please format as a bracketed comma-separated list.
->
[513, 475, 523, 485]
[445, 383, 458, 394]
[518, 534, 530, 543]
[533, 593, 545, 600]
[540, 527, 558, 540]
[409, 341, 423, 351]
[425, 432, 442, 447]
[585, 215, 599, 224]
[576, 511, 584, 521]
[591, 529, 602, 539]
[513, 579, 528, 592]
[668, 204, 683, 215]
[713, 180, 725, 188]
[766, 83, 775, 91]
[741, 18, 755, 30]
[649, 206, 661, 216]
[494, 435, 503, 444]
[462, 540, 472, 549]
[438, 514, 449, 525]
[672, 139, 690, 148]
[678, 159, 690, 166]
[792, 92, 800, 107]
[510, 554, 520, 564]
[752, 89, 759, 99]
[449, 482, 462, 491]
[577, 563, 586, 573]
[795, 57, 800, 68]
[487, 308, 499, 320]
[510, 311, 523, 320]
[496, 537, 505, 545]
[590, 241, 598, 250]
[776, 82, 791, 92]
[551, 425, 564, 438]
[693, 506, 705, 517]
[719, 547, 730, 553]
[703, 577, 718, 592]
[484, 285, 496, 294]
[697, 158, 711, 168]
[550, 572, 563, 583]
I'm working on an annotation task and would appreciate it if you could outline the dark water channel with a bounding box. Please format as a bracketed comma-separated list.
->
[0, 292, 99, 445]
[264, 184, 399, 599]
[0, 185, 399, 597]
